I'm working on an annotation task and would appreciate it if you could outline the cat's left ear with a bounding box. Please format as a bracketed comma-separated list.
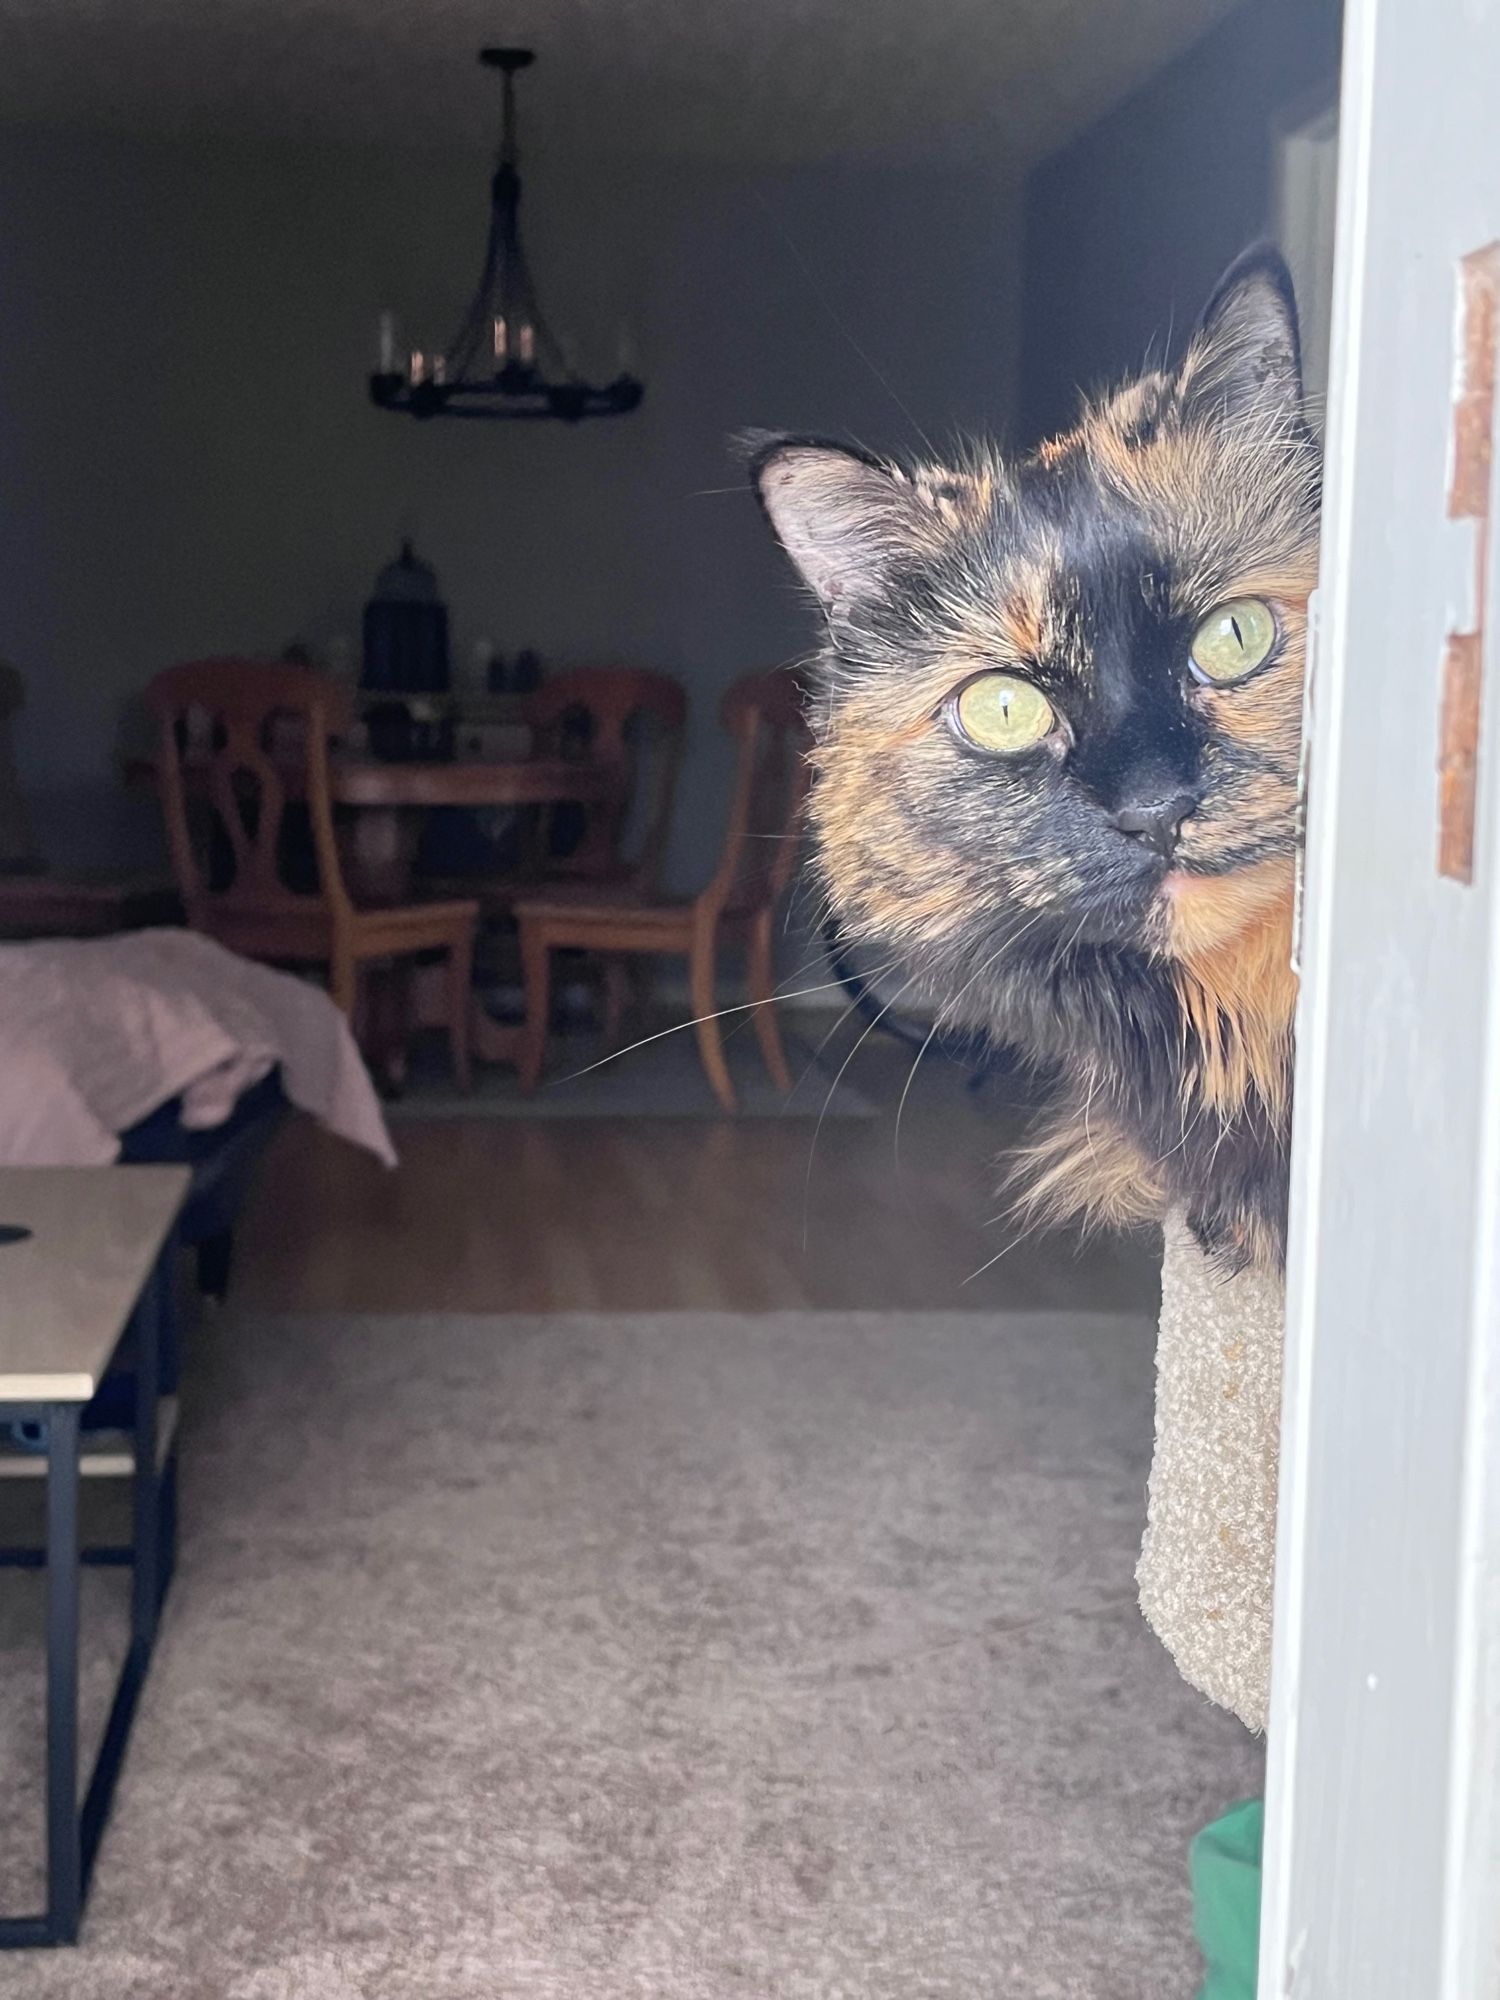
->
[747, 435, 929, 614]
[1176, 244, 1305, 427]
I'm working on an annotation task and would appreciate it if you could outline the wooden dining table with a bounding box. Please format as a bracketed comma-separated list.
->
[127, 747, 628, 1069]
[330, 754, 624, 809]
[328, 753, 625, 903]
[330, 755, 629, 1069]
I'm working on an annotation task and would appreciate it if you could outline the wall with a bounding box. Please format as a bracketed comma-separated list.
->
[1018, 0, 1342, 444]
[0, 125, 1021, 899]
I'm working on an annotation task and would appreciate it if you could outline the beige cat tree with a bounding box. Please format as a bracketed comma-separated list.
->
[1139, 1221, 1284, 1733]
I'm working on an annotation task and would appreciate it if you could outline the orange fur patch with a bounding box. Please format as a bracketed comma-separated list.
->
[1165, 863, 1297, 1121]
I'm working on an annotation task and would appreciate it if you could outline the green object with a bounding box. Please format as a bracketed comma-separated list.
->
[1191, 1798, 1263, 1999]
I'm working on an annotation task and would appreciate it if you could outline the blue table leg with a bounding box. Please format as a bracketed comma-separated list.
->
[44, 1402, 82, 1945]
[130, 1258, 165, 1652]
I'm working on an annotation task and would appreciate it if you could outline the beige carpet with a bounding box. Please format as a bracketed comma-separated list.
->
[0, 1307, 1260, 1998]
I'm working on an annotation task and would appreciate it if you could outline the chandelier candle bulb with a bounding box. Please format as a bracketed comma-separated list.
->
[408, 351, 427, 386]
[518, 322, 536, 366]
[376, 312, 400, 376]
[377, 311, 399, 375]
[493, 316, 508, 365]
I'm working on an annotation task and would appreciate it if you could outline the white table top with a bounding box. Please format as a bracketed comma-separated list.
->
[0, 1167, 190, 1402]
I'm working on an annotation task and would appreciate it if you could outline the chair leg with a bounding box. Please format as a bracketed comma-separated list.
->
[333, 946, 395, 1089]
[748, 910, 793, 1094]
[601, 955, 630, 1050]
[329, 946, 358, 1020]
[363, 962, 409, 1097]
[689, 927, 737, 1114]
[389, 962, 415, 1091]
[519, 921, 553, 1094]
[448, 927, 474, 1092]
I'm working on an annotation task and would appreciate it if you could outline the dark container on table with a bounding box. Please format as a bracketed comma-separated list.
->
[361, 541, 450, 695]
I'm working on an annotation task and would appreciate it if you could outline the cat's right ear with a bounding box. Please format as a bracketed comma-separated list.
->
[746, 434, 921, 614]
[1175, 244, 1305, 428]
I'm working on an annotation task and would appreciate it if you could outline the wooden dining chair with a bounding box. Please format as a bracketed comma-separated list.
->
[423, 666, 688, 914]
[513, 667, 812, 1111]
[526, 666, 688, 889]
[145, 659, 479, 1086]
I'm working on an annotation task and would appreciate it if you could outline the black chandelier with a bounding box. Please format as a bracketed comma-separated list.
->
[369, 48, 644, 423]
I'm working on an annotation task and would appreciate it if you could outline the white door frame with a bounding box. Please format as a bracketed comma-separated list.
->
[1261, 0, 1500, 1991]
[1271, 86, 1340, 412]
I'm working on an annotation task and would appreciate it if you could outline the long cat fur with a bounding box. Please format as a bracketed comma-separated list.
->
[751, 247, 1319, 1272]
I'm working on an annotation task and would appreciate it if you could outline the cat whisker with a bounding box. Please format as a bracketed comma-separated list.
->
[1081, 1062, 1102, 1171]
[753, 190, 938, 460]
[959, 1229, 1031, 1289]
[892, 1016, 946, 1185]
[549, 967, 866, 1087]
[802, 971, 919, 1253]
[787, 975, 898, 1108]
[888, 918, 1038, 1186]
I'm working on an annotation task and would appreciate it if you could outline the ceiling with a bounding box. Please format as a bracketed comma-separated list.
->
[1, 0, 1235, 171]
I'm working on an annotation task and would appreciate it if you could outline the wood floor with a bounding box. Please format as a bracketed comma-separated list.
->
[234, 1024, 1160, 1317]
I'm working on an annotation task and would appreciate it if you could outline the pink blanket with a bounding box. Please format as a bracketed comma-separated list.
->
[0, 929, 396, 1167]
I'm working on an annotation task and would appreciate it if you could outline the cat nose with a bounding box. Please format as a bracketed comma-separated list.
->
[1109, 792, 1198, 861]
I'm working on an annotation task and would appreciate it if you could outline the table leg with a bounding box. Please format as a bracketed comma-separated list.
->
[159, 1451, 179, 1600]
[358, 963, 413, 1094]
[337, 805, 423, 1088]
[130, 1256, 165, 1653]
[470, 1004, 524, 1067]
[45, 1403, 82, 1945]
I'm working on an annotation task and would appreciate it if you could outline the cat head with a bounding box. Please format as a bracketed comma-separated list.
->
[750, 247, 1321, 986]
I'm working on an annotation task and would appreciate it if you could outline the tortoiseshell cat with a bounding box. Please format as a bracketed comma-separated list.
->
[751, 248, 1319, 1273]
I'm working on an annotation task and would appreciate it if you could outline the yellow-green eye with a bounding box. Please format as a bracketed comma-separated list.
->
[952, 673, 1056, 753]
[1189, 597, 1278, 685]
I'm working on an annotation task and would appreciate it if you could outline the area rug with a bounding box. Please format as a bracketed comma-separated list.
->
[388, 1024, 878, 1121]
[0, 1307, 1260, 1999]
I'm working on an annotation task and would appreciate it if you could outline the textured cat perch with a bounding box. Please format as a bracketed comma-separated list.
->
[1138, 1212, 1286, 1735]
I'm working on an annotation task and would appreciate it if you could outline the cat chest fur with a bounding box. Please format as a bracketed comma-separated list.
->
[1015, 883, 1298, 1268]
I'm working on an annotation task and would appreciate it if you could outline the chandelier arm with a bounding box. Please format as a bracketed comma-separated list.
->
[498, 199, 543, 354]
[527, 301, 581, 384]
[443, 195, 508, 380]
